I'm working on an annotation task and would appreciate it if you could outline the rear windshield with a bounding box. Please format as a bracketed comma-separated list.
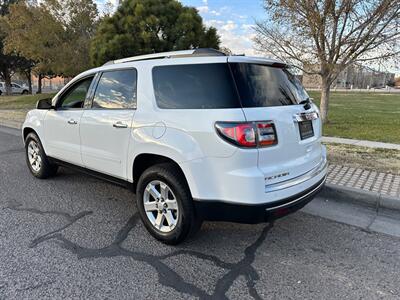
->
[152, 63, 308, 109]
[152, 64, 241, 109]
[230, 63, 309, 107]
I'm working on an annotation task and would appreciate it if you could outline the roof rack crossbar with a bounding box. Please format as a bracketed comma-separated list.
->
[103, 48, 226, 65]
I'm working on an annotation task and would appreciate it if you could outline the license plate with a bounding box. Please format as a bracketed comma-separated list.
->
[299, 120, 314, 140]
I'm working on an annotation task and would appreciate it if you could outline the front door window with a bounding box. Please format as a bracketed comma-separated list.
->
[58, 78, 93, 109]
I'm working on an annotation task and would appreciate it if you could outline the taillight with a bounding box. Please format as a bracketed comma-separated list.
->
[257, 122, 278, 146]
[215, 122, 256, 147]
[215, 121, 277, 148]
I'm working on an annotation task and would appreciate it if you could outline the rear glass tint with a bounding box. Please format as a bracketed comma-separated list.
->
[230, 63, 309, 107]
[152, 64, 241, 109]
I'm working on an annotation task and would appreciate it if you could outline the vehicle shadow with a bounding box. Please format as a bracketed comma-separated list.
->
[5, 167, 275, 299]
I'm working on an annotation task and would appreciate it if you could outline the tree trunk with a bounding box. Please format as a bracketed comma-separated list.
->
[4, 71, 12, 96]
[320, 78, 331, 124]
[37, 74, 42, 94]
[26, 69, 32, 94]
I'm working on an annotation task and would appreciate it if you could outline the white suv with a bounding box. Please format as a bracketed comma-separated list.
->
[0, 82, 29, 95]
[23, 49, 327, 244]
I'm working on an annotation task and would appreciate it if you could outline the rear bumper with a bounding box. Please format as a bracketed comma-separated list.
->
[194, 175, 326, 224]
[181, 145, 327, 205]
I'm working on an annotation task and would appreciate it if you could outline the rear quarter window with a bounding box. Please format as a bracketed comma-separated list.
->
[152, 63, 241, 109]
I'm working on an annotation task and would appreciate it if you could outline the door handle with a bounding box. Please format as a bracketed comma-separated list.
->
[68, 119, 78, 125]
[113, 121, 128, 128]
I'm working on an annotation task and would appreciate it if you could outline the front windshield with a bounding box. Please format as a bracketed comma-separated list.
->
[229, 63, 309, 107]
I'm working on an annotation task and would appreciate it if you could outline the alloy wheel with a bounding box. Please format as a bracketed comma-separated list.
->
[27, 140, 42, 172]
[143, 180, 179, 233]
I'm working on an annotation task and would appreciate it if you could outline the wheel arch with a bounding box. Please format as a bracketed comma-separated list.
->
[23, 127, 38, 141]
[132, 153, 191, 195]
[22, 109, 48, 146]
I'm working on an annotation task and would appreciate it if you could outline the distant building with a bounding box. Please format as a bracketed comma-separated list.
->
[395, 77, 400, 88]
[302, 64, 395, 89]
[11, 73, 70, 92]
[30, 75, 70, 91]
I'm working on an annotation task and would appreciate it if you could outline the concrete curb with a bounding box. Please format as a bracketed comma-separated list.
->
[0, 121, 21, 130]
[0, 109, 26, 130]
[321, 183, 400, 213]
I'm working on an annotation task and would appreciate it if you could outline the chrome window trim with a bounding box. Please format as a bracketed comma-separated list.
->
[265, 155, 328, 193]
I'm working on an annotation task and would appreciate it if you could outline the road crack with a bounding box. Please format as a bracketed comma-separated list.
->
[5, 202, 93, 248]
[5, 202, 273, 299]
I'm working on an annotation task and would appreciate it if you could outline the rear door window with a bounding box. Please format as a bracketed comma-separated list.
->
[152, 64, 241, 109]
[229, 63, 309, 107]
[92, 69, 137, 109]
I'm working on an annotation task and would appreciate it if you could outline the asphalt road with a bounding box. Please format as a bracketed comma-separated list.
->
[1, 128, 400, 299]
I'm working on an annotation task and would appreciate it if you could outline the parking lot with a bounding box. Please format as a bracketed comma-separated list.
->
[1, 128, 400, 299]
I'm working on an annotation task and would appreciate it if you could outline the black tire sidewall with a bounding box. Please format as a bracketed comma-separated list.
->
[25, 133, 56, 178]
[136, 164, 195, 244]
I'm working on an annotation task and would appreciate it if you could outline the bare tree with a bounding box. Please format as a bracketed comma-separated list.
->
[254, 0, 400, 122]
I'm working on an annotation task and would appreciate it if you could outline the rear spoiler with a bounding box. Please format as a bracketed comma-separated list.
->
[227, 56, 287, 67]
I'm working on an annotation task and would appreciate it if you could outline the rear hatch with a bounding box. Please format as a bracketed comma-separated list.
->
[228, 58, 324, 186]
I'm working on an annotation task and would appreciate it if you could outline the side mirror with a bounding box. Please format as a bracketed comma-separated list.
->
[36, 98, 54, 110]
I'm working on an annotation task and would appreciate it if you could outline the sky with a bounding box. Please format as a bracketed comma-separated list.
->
[95, 0, 399, 76]
[180, 0, 265, 56]
[96, 0, 265, 56]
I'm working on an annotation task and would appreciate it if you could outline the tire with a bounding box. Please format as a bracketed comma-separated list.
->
[136, 163, 202, 244]
[25, 132, 58, 179]
[0, 90, 2, 96]
[22, 90, 29, 95]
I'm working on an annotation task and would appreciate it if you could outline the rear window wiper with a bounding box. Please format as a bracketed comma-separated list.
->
[299, 98, 312, 110]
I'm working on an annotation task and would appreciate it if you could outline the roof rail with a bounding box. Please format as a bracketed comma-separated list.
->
[103, 48, 226, 65]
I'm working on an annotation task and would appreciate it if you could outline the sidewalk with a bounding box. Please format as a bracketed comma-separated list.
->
[326, 164, 400, 199]
[322, 136, 400, 150]
[0, 109, 27, 129]
[323, 137, 400, 200]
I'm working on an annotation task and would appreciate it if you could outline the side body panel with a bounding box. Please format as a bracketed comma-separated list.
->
[80, 109, 135, 179]
[43, 110, 84, 165]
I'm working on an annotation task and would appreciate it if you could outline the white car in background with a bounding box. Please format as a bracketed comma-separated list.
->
[22, 49, 327, 244]
[0, 82, 29, 95]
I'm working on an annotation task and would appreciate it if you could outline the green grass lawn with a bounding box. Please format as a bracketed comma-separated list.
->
[0, 93, 55, 109]
[309, 91, 400, 144]
[0, 91, 399, 144]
